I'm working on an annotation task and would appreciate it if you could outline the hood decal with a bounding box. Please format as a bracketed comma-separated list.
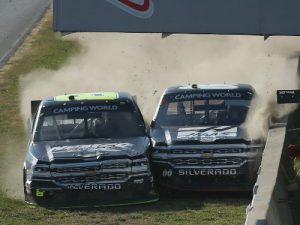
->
[51, 143, 134, 153]
[31, 137, 150, 161]
[46, 144, 54, 162]
[48, 143, 135, 160]
[177, 126, 238, 142]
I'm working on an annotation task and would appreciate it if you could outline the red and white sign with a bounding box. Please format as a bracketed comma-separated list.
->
[106, 0, 154, 18]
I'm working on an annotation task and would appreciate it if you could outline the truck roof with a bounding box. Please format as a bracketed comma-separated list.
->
[164, 83, 254, 95]
[41, 92, 133, 107]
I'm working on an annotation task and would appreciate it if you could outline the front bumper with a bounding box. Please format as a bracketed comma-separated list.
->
[151, 144, 263, 192]
[152, 161, 259, 192]
[25, 174, 158, 207]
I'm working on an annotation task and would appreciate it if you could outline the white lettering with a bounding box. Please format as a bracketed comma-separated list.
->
[178, 169, 237, 176]
[174, 92, 242, 100]
[207, 169, 214, 175]
[230, 169, 237, 175]
[53, 105, 119, 114]
[67, 183, 122, 190]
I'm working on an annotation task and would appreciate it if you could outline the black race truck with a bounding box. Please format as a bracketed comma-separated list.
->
[150, 84, 264, 191]
[23, 92, 158, 207]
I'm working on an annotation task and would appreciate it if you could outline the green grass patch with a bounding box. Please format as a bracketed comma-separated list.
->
[0, 14, 249, 225]
[0, 193, 248, 225]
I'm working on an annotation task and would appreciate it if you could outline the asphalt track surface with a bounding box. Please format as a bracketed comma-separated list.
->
[0, 0, 50, 68]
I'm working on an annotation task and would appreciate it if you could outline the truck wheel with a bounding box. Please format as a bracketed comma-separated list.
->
[23, 168, 29, 202]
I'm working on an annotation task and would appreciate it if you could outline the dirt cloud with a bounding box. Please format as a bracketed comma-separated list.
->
[20, 34, 300, 139]
[0, 33, 298, 199]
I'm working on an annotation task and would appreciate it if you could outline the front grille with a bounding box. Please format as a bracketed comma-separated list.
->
[102, 162, 128, 169]
[53, 166, 99, 174]
[51, 160, 130, 184]
[172, 158, 244, 166]
[171, 149, 243, 154]
[51, 161, 129, 174]
[56, 173, 128, 184]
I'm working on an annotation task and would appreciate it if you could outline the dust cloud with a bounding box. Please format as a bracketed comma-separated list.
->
[20, 34, 300, 139]
[2, 33, 300, 199]
[0, 137, 27, 200]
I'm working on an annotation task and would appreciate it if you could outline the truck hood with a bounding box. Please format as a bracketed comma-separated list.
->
[151, 126, 248, 146]
[29, 137, 150, 162]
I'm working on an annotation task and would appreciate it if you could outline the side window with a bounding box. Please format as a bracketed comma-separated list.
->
[55, 115, 84, 134]
[39, 116, 59, 141]
[167, 101, 193, 115]
[167, 102, 178, 115]
[165, 101, 192, 126]
[39, 115, 85, 141]
[42, 116, 54, 126]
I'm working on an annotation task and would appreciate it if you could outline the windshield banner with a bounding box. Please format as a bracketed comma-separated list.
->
[165, 91, 253, 101]
[41, 102, 134, 115]
[52, 105, 119, 114]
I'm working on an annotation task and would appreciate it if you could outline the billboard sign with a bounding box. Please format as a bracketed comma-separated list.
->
[277, 90, 300, 104]
[106, 0, 154, 18]
[53, 0, 300, 35]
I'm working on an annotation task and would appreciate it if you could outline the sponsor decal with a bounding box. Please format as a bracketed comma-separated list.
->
[67, 183, 121, 190]
[202, 151, 214, 158]
[36, 189, 45, 197]
[177, 126, 237, 141]
[162, 169, 173, 177]
[51, 143, 134, 154]
[178, 169, 237, 176]
[199, 136, 217, 143]
[84, 169, 98, 176]
[106, 0, 154, 18]
[174, 92, 242, 101]
[133, 178, 144, 184]
[278, 90, 296, 94]
[53, 105, 118, 114]
[277, 90, 300, 104]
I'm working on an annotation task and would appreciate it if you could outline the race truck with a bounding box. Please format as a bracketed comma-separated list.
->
[23, 92, 158, 207]
[150, 84, 264, 191]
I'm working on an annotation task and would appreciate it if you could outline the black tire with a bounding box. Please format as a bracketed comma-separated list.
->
[23, 168, 29, 202]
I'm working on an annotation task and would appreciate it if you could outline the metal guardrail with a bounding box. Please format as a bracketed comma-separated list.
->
[245, 124, 293, 225]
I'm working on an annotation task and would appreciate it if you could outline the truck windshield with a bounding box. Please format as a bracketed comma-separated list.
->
[34, 106, 145, 141]
[154, 99, 250, 128]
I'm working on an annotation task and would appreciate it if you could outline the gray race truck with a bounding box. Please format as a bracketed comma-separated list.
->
[23, 92, 158, 207]
[150, 84, 264, 191]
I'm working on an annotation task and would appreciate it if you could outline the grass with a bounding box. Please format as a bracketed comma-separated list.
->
[0, 192, 248, 225]
[0, 11, 249, 225]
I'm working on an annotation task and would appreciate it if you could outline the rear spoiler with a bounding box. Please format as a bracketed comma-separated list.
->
[31, 100, 42, 118]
